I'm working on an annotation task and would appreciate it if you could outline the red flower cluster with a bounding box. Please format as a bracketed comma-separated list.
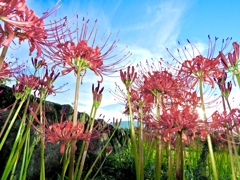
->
[159, 106, 198, 141]
[46, 120, 90, 154]
[46, 17, 130, 82]
[0, 0, 62, 58]
[179, 55, 221, 88]
[211, 109, 240, 132]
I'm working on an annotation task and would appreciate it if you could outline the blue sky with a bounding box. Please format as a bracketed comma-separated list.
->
[10, 0, 240, 122]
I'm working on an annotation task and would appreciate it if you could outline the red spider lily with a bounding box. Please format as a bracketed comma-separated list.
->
[92, 82, 104, 108]
[15, 74, 40, 90]
[29, 107, 108, 154]
[12, 83, 25, 99]
[167, 36, 230, 89]
[173, 90, 200, 108]
[37, 68, 61, 96]
[132, 89, 154, 110]
[0, 61, 14, 82]
[219, 42, 239, 69]
[219, 42, 240, 87]
[141, 70, 181, 112]
[154, 106, 199, 142]
[45, 17, 130, 82]
[211, 109, 240, 132]
[215, 71, 232, 98]
[120, 65, 154, 116]
[123, 88, 154, 118]
[178, 55, 221, 88]
[46, 120, 90, 154]
[31, 58, 47, 70]
[143, 70, 178, 96]
[0, 0, 63, 59]
[120, 66, 137, 89]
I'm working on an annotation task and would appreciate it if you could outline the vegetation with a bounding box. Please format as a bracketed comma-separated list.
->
[0, 0, 239, 179]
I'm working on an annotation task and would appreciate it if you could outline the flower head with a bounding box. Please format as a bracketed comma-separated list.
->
[143, 70, 177, 96]
[37, 68, 61, 96]
[211, 109, 240, 132]
[0, 0, 63, 58]
[219, 42, 239, 70]
[167, 36, 231, 89]
[46, 120, 89, 154]
[215, 71, 232, 98]
[158, 106, 199, 142]
[120, 66, 137, 89]
[0, 61, 14, 82]
[219, 42, 240, 87]
[15, 73, 40, 91]
[46, 16, 130, 82]
[92, 82, 104, 108]
[29, 107, 106, 154]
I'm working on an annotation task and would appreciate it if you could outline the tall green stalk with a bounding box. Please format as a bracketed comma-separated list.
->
[77, 105, 98, 180]
[167, 133, 173, 180]
[19, 129, 30, 180]
[84, 122, 121, 180]
[68, 64, 83, 180]
[39, 94, 46, 180]
[0, 100, 18, 139]
[74, 113, 86, 179]
[0, 96, 27, 150]
[223, 96, 240, 176]
[154, 91, 162, 180]
[3, 95, 32, 179]
[226, 131, 236, 180]
[1, 114, 34, 179]
[199, 77, 218, 180]
[126, 89, 140, 180]
[138, 105, 144, 180]
[22, 135, 40, 179]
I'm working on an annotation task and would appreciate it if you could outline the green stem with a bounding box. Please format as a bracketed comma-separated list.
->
[23, 136, 40, 179]
[84, 124, 120, 180]
[74, 112, 88, 179]
[1, 118, 33, 179]
[235, 73, 240, 89]
[199, 77, 218, 180]
[138, 105, 144, 180]
[68, 66, 83, 180]
[74, 112, 87, 178]
[74, 141, 86, 179]
[155, 92, 162, 180]
[226, 131, 236, 180]
[126, 89, 140, 180]
[77, 106, 98, 180]
[0, 100, 18, 139]
[39, 95, 45, 180]
[61, 144, 71, 180]
[19, 130, 30, 180]
[91, 155, 108, 180]
[224, 95, 240, 174]
[1, 95, 31, 179]
[0, 98, 26, 150]
[167, 133, 172, 180]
